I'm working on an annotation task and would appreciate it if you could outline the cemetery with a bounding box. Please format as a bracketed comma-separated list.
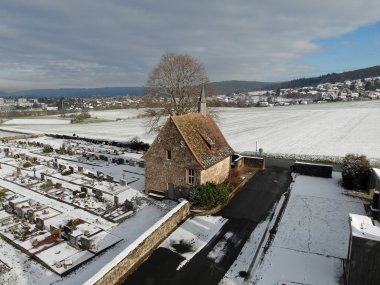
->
[0, 136, 169, 277]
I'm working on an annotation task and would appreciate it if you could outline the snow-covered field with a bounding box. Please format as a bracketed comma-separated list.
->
[3, 119, 70, 125]
[89, 109, 145, 120]
[245, 172, 366, 285]
[2, 101, 380, 159]
[217, 101, 380, 159]
[0, 117, 152, 142]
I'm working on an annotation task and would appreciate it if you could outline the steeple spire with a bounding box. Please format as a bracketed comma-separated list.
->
[198, 83, 207, 116]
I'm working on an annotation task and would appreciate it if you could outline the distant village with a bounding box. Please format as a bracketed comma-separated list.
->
[0, 96, 143, 114]
[216, 76, 380, 107]
[0, 76, 380, 115]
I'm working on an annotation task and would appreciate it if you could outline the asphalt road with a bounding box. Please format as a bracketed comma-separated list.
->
[219, 158, 293, 221]
[122, 158, 293, 285]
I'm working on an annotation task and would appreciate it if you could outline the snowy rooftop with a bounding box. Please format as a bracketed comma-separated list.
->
[350, 213, 380, 242]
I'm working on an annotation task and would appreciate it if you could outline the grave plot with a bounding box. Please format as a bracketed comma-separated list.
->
[0, 202, 122, 276]
[0, 260, 10, 274]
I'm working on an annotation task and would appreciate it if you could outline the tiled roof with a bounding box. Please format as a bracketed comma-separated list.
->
[171, 113, 234, 169]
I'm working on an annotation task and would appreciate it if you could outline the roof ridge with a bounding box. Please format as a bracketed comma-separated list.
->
[172, 112, 203, 119]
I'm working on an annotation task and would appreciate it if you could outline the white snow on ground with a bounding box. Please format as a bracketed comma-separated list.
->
[221, 172, 367, 285]
[220, 195, 287, 285]
[0, 130, 26, 137]
[3, 119, 70, 125]
[272, 173, 366, 259]
[216, 101, 380, 158]
[253, 247, 343, 285]
[1, 117, 152, 142]
[160, 215, 227, 269]
[89, 109, 145, 120]
[0, 178, 115, 230]
[3, 101, 380, 158]
[207, 232, 233, 263]
[246, 172, 366, 285]
[0, 203, 170, 285]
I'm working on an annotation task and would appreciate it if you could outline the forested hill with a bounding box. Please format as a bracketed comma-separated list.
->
[212, 65, 380, 94]
[274, 65, 380, 89]
[1, 65, 379, 97]
[210, 80, 274, 94]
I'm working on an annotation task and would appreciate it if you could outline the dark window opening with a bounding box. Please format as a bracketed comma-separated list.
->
[187, 169, 195, 185]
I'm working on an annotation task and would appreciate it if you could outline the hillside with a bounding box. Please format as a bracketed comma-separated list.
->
[1, 65, 379, 97]
[213, 65, 380, 94]
[210, 80, 274, 94]
[273, 65, 380, 89]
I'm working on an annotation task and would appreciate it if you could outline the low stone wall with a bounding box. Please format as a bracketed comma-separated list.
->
[291, 161, 332, 178]
[234, 155, 265, 170]
[0, 132, 42, 142]
[86, 201, 190, 285]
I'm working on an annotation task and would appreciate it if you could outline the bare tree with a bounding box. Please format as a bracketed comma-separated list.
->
[144, 52, 210, 132]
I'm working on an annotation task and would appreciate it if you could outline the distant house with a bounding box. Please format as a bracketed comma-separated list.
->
[143, 86, 234, 200]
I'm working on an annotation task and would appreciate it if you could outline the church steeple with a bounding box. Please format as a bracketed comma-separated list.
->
[198, 83, 207, 116]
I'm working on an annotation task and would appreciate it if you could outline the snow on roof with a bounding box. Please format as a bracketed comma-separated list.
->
[350, 213, 380, 242]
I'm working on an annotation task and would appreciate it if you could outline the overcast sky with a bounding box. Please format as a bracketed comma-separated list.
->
[0, 0, 380, 91]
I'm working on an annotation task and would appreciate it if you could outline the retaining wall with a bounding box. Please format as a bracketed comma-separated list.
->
[291, 161, 333, 178]
[85, 201, 190, 285]
[234, 155, 265, 170]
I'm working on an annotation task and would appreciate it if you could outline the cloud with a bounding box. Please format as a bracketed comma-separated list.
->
[0, 0, 380, 90]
